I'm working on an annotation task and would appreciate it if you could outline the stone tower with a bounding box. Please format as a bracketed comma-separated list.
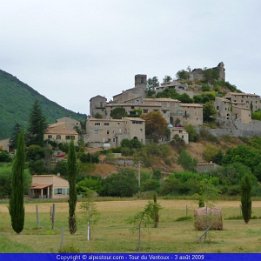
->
[135, 74, 147, 89]
[217, 62, 225, 81]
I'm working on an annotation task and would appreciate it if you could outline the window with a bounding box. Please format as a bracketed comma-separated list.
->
[48, 135, 52, 139]
[107, 131, 110, 135]
[71, 136, 75, 140]
[66, 136, 71, 140]
[104, 123, 109, 126]
[56, 135, 61, 140]
[95, 122, 101, 126]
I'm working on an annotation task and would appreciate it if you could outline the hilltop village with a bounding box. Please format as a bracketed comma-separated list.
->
[43, 62, 261, 149]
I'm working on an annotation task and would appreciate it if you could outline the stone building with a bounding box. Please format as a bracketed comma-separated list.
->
[44, 117, 80, 145]
[179, 103, 203, 126]
[169, 126, 189, 144]
[224, 92, 261, 112]
[86, 117, 145, 148]
[112, 74, 147, 103]
[189, 62, 225, 82]
[215, 96, 252, 125]
[89, 95, 107, 118]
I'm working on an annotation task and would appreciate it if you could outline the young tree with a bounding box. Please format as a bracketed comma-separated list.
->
[68, 141, 77, 234]
[9, 130, 25, 234]
[241, 174, 252, 224]
[80, 190, 99, 241]
[129, 201, 156, 251]
[27, 100, 47, 146]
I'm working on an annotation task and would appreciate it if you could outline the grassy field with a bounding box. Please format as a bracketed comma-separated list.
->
[1, 199, 261, 253]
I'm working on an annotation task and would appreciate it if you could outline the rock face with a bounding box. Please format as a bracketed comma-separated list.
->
[194, 207, 223, 231]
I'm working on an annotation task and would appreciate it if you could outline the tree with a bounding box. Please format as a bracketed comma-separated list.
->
[110, 107, 127, 119]
[241, 175, 252, 224]
[203, 102, 216, 122]
[128, 200, 161, 250]
[176, 70, 189, 80]
[80, 190, 99, 241]
[178, 150, 197, 171]
[9, 123, 21, 150]
[163, 75, 172, 84]
[27, 101, 47, 146]
[147, 76, 159, 90]
[9, 130, 25, 233]
[141, 111, 168, 142]
[68, 141, 77, 234]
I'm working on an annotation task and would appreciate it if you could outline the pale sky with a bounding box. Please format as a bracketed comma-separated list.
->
[1, 0, 260, 114]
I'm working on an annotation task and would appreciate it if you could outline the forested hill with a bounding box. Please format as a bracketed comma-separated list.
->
[0, 69, 86, 139]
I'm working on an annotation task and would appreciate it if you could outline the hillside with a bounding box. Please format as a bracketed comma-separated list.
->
[0, 69, 86, 139]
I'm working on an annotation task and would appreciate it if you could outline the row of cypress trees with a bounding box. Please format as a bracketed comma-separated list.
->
[9, 100, 78, 234]
[9, 132, 78, 234]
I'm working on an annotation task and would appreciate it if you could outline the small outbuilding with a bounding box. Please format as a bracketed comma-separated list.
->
[30, 175, 69, 199]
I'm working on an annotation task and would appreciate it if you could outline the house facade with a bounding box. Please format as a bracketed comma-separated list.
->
[0, 139, 10, 152]
[224, 92, 261, 112]
[30, 175, 69, 199]
[86, 117, 145, 147]
[44, 118, 79, 145]
[215, 96, 252, 125]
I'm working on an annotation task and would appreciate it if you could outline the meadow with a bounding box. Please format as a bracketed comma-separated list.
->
[1, 199, 261, 253]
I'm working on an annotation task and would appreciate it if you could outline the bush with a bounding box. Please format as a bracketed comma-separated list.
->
[0, 151, 12, 162]
[54, 160, 68, 177]
[178, 150, 197, 171]
[77, 177, 102, 194]
[0, 165, 31, 198]
[26, 145, 45, 161]
[29, 159, 46, 174]
[202, 145, 223, 164]
[79, 153, 99, 163]
[100, 169, 138, 197]
[184, 125, 199, 142]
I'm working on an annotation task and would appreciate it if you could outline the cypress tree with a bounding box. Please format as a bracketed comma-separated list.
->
[27, 100, 47, 146]
[241, 174, 252, 224]
[9, 130, 25, 233]
[68, 141, 77, 234]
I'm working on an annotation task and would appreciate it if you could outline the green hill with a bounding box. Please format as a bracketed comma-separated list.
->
[0, 69, 86, 139]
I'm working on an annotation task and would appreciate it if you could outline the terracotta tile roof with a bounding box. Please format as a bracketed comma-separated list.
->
[45, 122, 78, 135]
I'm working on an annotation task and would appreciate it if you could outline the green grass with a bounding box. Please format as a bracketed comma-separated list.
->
[1, 199, 261, 252]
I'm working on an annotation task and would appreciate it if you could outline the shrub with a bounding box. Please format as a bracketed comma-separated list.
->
[202, 145, 223, 164]
[29, 159, 46, 174]
[100, 169, 138, 197]
[0, 151, 12, 162]
[79, 153, 99, 163]
[26, 145, 45, 161]
[178, 150, 197, 171]
[184, 125, 199, 142]
[77, 177, 102, 194]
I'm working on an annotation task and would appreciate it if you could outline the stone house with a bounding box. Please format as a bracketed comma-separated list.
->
[30, 175, 69, 199]
[179, 103, 203, 126]
[169, 126, 189, 144]
[44, 119, 79, 145]
[155, 80, 189, 94]
[215, 96, 252, 125]
[86, 117, 145, 147]
[224, 92, 261, 112]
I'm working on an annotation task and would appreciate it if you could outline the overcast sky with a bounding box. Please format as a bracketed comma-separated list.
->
[1, 0, 260, 114]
